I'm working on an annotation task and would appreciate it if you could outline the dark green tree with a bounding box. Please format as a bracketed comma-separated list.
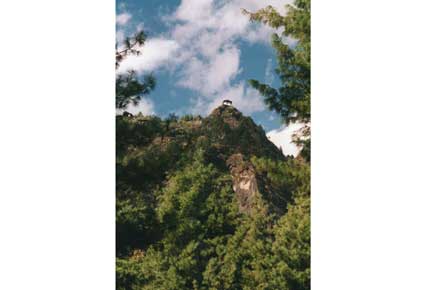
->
[268, 193, 310, 290]
[116, 31, 147, 68]
[116, 70, 156, 110]
[244, 0, 311, 161]
[244, 0, 310, 125]
[115, 30, 156, 110]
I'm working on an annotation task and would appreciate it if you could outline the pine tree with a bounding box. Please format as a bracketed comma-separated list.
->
[244, 0, 310, 125]
[116, 70, 156, 110]
[116, 31, 147, 69]
[115, 30, 156, 110]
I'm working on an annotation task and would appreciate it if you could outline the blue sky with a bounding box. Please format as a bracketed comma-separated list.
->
[116, 0, 299, 155]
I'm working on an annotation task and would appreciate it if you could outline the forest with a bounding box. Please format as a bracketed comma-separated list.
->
[116, 1, 310, 289]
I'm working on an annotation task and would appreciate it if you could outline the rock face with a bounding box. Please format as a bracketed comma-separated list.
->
[227, 153, 260, 214]
[209, 104, 243, 129]
[207, 105, 286, 214]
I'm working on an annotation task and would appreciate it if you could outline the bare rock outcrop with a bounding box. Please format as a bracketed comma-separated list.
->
[227, 153, 260, 214]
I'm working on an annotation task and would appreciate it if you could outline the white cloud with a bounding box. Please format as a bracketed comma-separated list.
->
[207, 82, 265, 114]
[116, 0, 292, 115]
[116, 12, 132, 26]
[267, 123, 305, 157]
[187, 81, 264, 115]
[174, 0, 214, 23]
[206, 47, 241, 93]
[117, 98, 155, 116]
[116, 38, 180, 74]
[178, 46, 240, 96]
[163, 0, 292, 114]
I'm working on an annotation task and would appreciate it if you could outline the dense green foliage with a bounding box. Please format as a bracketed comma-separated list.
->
[116, 108, 310, 289]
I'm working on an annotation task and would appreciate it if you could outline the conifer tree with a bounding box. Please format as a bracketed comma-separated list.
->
[244, 0, 310, 125]
[116, 31, 147, 68]
[115, 30, 156, 110]
[116, 70, 156, 110]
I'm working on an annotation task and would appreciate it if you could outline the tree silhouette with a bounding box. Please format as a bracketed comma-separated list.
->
[115, 30, 156, 110]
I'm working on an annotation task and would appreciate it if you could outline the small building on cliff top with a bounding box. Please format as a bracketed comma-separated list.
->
[223, 99, 232, 106]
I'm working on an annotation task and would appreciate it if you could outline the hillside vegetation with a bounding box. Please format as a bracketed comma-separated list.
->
[116, 105, 310, 290]
[116, 0, 311, 288]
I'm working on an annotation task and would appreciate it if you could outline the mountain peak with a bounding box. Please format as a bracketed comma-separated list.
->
[210, 103, 241, 116]
[209, 104, 243, 128]
[204, 104, 284, 161]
